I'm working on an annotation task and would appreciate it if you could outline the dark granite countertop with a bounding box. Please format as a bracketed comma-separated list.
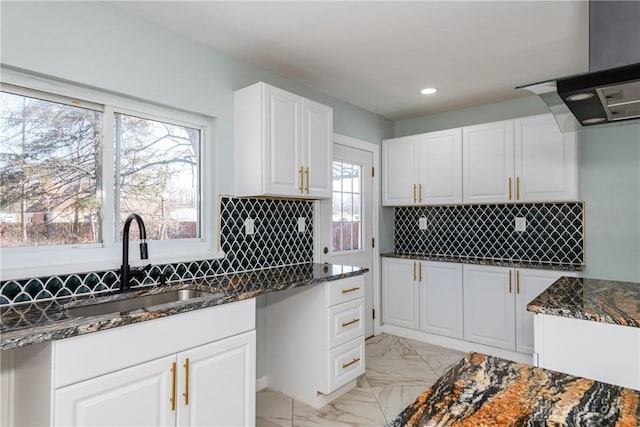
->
[527, 276, 640, 327]
[389, 352, 640, 426]
[381, 252, 584, 272]
[0, 263, 367, 351]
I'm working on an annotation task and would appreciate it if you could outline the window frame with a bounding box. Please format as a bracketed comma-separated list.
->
[0, 69, 221, 281]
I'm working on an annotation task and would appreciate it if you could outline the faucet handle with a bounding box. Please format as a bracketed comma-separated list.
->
[131, 264, 152, 278]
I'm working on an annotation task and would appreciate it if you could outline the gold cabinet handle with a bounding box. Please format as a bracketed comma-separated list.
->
[419, 183, 423, 203]
[413, 262, 417, 281]
[516, 270, 520, 294]
[341, 286, 360, 294]
[508, 270, 512, 293]
[342, 318, 360, 327]
[418, 263, 422, 282]
[170, 362, 177, 411]
[305, 166, 310, 194]
[516, 177, 520, 200]
[508, 177, 512, 201]
[298, 166, 304, 194]
[413, 184, 417, 203]
[183, 358, 190, 405]
[342, 357, 360, 369]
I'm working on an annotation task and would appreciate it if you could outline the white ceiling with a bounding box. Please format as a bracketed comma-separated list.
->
[113, 1, 590, 121]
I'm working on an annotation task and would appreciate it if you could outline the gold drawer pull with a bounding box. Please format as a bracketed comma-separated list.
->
[342, 357, 360, 369]
[170, 362, 177, 411]
[305, 167, 310, 194]
[183, 358, 190, 405]
[508, 177, 513, 200]
[298, 166, 304, 194]
[342, 318, 360, 327]
[341, 286, 360, 294]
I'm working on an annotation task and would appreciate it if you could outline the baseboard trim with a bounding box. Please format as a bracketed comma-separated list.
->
[256, 375, 268, 392]
[380, 324, 532, 365]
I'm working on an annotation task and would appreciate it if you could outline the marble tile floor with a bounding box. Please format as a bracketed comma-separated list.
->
[256, 333, 465, 427]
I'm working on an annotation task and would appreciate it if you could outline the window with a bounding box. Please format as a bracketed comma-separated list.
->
[115, 113, 200, 241]
[0, 91, 103, 247]
[332, 160, 362, 253]
[0, 74, 214, 278]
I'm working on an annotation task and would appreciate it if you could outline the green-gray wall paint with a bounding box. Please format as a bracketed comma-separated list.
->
[395, 97, 640, 282]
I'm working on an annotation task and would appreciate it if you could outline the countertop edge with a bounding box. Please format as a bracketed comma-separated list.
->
[1, 264, 368, 351]
[381, 252, 584, 272]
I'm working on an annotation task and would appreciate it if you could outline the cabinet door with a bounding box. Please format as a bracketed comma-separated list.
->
[463, 265, 515, 350]
[382, 136, 419, 205]
[302, 98, 333, 198]
[55, 355, 175, 427]
[463, 120, 515, 203]
[514, 114, 578, 202]
[177, 331, 256, 427]
[515, 269, 571, 354]
[417, 129, 463, 205]
[381, 258, 419, 329]
[419, 262, 463, 338]
[263, 84, 303, 196]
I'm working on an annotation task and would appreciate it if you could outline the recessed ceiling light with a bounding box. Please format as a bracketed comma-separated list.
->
[582, 117, 606, 124]
[566, 93, 594, 101]
[420, 87, 438, 95]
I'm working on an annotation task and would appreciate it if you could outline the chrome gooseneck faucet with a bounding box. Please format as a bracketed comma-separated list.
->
[120, 213, 149, 292]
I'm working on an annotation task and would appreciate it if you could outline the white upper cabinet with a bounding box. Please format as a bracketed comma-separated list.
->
[514, 114, 578, 202]
[234, 82, 332, 199]
[463, 114, 578, 204]
[463, 120, 515, 204]
[418, 129, 463, 205]
[303, 98, 333, 197]
[382, 128, 462, 206]
[382, 136, 419, 205]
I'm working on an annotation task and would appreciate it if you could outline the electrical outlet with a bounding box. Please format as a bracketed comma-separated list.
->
[515, 217, 527, 232]
[297, 217, 306, 233]
[419, 217, 428, 230]
[244, 218, 255, 235]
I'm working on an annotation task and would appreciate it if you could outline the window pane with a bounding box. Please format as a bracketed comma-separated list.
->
[0, 91, 103, 247]
[116, 113, 199, 241]
[331, 159, 363, 254]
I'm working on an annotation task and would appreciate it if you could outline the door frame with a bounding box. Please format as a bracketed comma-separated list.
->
[314, 133, 381, 336]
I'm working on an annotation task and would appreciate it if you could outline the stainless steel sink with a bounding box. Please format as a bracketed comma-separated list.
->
[67, 289, 222, 317]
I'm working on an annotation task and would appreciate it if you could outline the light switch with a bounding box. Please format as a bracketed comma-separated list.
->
[245, 218, 255, 235]
[298, 217, 306, 233]
[419, 217, 428, 230]
[515, 217, 527, 232]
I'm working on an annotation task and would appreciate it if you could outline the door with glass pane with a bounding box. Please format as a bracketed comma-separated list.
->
[329, 144, 374, 337]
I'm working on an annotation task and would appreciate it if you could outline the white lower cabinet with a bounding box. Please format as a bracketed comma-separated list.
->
[382, 258, 463, 339]
[265, 275, 365, 409]
[463, 265, 574, 354]
[12, 299, 256, 427]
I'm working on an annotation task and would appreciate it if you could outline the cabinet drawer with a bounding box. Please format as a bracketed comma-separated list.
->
[326, 275, 365, 306]
[326, 337, 365, 393]
[328, 299, 365, 349]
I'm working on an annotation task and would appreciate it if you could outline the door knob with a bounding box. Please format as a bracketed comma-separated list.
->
[323, 247, 329, 254]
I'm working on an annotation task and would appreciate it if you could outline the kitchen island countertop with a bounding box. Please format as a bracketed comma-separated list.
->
[527, 276, 640, 327]
[0, 263, 367, 350]
[389, 352, 640, 426]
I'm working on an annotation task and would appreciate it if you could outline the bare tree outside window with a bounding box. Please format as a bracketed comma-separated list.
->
[0, 91, 102, 247]
[116, 114, 200, 241]
[0, 90, 202, 248]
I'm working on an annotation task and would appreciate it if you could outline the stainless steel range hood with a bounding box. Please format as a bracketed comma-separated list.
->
[517, 63, 640, 132]
[517, 1, 640, 132]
